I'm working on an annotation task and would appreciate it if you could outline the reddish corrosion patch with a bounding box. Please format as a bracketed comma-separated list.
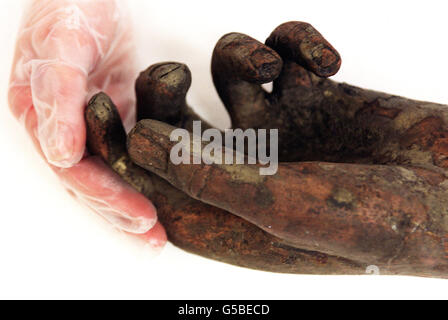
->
[401, 117, 448, 168]
[356, 100, 402, 120]
[411, 167, 446, 186]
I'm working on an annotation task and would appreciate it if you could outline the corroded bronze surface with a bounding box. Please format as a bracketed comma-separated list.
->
[129, 120, 448, 278]
[86, 21, 448, 278]
[86, 92, 365, 275]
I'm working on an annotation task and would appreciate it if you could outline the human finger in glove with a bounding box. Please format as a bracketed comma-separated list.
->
[8, 0, 166, 246]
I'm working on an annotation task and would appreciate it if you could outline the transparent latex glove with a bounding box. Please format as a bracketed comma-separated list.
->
[8, 0, 166, 248]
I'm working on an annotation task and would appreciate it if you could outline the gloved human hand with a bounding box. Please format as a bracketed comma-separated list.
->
[8, 0, 166, 248]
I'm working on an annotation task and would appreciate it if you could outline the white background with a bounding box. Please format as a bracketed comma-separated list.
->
[0, 0, 447, 299]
